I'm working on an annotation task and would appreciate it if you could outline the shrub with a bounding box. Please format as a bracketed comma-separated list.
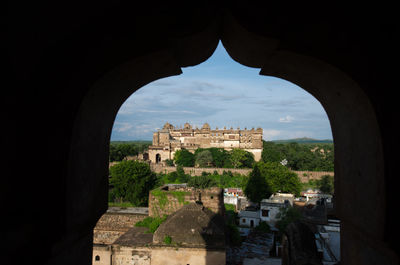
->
[163, 235, 172, 245]
[135, 215, 168, 233]
[165, 159, 174, 166]
[255, 221, 271, 233]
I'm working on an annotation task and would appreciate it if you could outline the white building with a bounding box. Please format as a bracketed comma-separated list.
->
[238, 208, 260, 228]
[238, 193, 294, 229]
[259, 193, 294, 226]
[301, 189, 333, 202]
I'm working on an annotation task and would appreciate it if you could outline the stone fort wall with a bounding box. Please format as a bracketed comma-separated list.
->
[296, 171, 334, 182]
[150, 164, 252, 176]
[150, 164, 334, 183]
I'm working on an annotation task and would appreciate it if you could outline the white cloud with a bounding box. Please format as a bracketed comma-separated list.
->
[114, 122, 133, 132]
[279, 115, 295, 123]
[263, 129, 281, 140]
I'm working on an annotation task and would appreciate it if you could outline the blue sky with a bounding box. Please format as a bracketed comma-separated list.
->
[111, 42, 332, 141]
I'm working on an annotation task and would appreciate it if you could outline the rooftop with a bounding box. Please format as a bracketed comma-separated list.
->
[153, 202, 225, 249]
[107, 207, 148, 215]
[239, 210, 260, 219]
[113, 227, 153, 247]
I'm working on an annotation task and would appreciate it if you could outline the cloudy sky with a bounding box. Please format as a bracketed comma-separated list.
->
[111, 41, 332, 141]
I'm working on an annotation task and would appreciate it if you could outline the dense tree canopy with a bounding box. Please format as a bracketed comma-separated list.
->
[173, 149, 195, 167]
[244, 165, 272, 204]
[109, 160, 157, 206]
[159, 165, 190, 184]
[157, 169, 247, 189]
[195, 149, 213, 167]
[207, 148, 232, 168]
[261, 141, 334, 171]
[318, 175, 334, 194]
[193, 147, 254, 168]
[109, 141, 151, 162]
[257, 161, 302, 196]
[187, 173, 218, 189]
[230, 148, 255, 168]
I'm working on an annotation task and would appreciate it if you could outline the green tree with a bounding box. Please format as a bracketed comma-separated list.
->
[209, 148, 230, 167]
[244, 165, 272, 204]
[109, 160, 157, 206]
[187, 174, 217, 189]
[176, 165, 189, 183]
[230, 148, 254, 168]
[195, 149, 213, 167]
[257, 161, 302, 196]
[261, 141, 284, 163]
[174, 149, 195, 167]
[109, 143, 141, 161]
[318, 175, 334, 194]
[165, 159, 174, 166]
[261, 140, 334, 171]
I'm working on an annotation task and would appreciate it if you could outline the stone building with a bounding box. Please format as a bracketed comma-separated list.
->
[92, 203, 226, 265]
[148, 184, 224, 217]
[93, 207, 148, 245]
[148, 122, 263, 164]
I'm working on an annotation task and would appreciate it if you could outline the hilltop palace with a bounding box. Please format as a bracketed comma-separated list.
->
[148, 122, 263, 163]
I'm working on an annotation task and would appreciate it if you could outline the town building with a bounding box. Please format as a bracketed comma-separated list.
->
[224, 188, 243, 197]
[260, 193, 293, 227]
[93, 203, 226, 265]
[301, 188, 333, 202]
[148, 122, 263, 163]
[223, 188, 245, 208]
[238, 193, 294, 231]
[239, 207, 261, 229]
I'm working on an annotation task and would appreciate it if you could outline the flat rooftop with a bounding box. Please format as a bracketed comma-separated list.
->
[107, 207, 148, 215]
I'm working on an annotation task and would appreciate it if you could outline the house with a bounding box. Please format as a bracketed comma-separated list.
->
[93, 202, 226, 265]
[238, 193, 294, 230]
[260, 193, 293, 227]
[224, 188, 245, 210]
[301, 189, 333, 202]
[238, 207, 261, 228]
[224, 188, 243, 197]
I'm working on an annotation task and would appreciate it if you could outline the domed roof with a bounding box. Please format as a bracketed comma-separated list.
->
[183, 122, 192, 130]
[163, 122, 174, 129]
[202, 123, 210, 130]
[153, 203, 225, 248]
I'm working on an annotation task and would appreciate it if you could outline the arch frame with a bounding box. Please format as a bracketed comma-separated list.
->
[64, 11, 397, 265]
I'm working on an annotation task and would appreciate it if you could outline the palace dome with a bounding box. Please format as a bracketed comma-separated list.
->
[202, 123, 210, 130]
[163, 122, 174, 129]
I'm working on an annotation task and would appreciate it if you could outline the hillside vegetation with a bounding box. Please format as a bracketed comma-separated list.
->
[262, 140, 334, 171]
[272, 137, 333, 144]
[109, 141, 152, 161]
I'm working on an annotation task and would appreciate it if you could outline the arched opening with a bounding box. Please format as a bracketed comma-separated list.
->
[155, 153, 161, 164]
[6, 2, 399, 265]
[64, 10, 396, 265]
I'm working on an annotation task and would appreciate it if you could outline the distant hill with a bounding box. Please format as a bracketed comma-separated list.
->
[271, 137, 333, 144]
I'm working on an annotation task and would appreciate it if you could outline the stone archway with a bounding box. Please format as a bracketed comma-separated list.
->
[20, 5, 396, 265]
